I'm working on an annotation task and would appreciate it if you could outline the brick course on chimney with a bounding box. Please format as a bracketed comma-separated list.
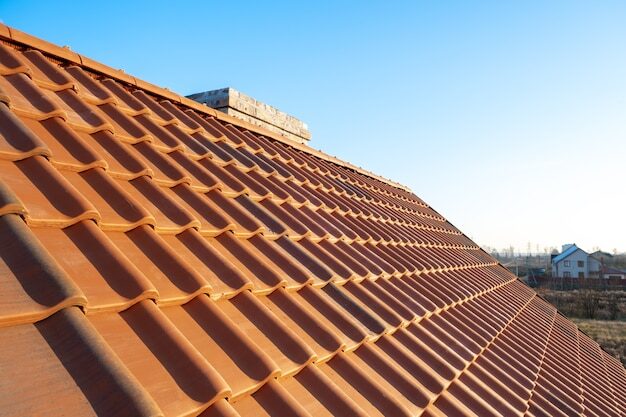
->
[187, 88, 311, 143]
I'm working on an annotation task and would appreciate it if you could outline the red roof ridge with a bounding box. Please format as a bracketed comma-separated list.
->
[0, 23, 412, 193]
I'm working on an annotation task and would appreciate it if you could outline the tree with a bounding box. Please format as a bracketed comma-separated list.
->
[578, 289, 601, 319]
[608, 293, 621, 320]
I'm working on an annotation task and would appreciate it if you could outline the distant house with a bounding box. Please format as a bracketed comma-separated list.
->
[601, 266, 626, 280]
[551, 244, 602, 278]
[590, 250, 613, 264]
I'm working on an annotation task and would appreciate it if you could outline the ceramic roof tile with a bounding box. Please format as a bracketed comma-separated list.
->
[106, 225, 213, 305]
[0, 43, 30, 76]
[319, 352, 415, 417]
[279, 364, 371, 417]
[0, 214, 86, 326]
[0, 103, 50, 160]
[0, 26, 624, 417]
[59, 167, 155, 231]
[216, 291, 316, 375]
[89, 300, 230, 416]
[114, 175, 200, 233]
[19, 115, 106, 171]
[0, 155, 100, 227]
[131, 90, 176, 124]
[32, 220, 158, 313]
[0, 307, 160, 417]
[159, 230, 252, 298]
[198, 399, 242, 417]
[0, 73, 66, 119]
[161, 295, 280, 400]
[231, 379, 314, 417]
[65, 65, 116, 105]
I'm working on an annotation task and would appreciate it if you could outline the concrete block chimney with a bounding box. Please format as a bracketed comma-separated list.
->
[187, 88, 311, 143]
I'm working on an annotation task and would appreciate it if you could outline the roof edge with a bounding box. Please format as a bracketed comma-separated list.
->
[552, 245, 585, 264]
[0, 24, 412, 193]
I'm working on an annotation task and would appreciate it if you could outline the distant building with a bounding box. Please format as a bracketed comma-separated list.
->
[551, 244, 602, 278]
[590, 250, 613, 263]
[601, 266, 626, 280]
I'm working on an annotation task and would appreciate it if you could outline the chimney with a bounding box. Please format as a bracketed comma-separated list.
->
[187, 88, 311, 144]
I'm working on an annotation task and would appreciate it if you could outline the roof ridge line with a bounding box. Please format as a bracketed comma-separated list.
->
[0, 23, 412, 193]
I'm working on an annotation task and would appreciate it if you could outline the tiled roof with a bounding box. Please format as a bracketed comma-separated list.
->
[552, 244, 583, 264]
[0, 25, 624, 417]
[601, 266, 626, 275]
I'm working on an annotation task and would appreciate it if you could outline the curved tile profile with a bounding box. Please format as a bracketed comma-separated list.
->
[0, 214, 86, 326]
[65, 65, 116, 106]
[117, 175, 200, 233]
[0, 307, 161, 417]
[0, 25, 623, 417]
[100, 79, 150, 117]
[0, 43, 31, 76]
[198, 399, 242, 417]
[0, 156, 100, 227]
[89, 300, 230, 416]
[217, 291, 317, 376]
[163, 295, 281, 400]
[232, 380, 313, 417]
[86, 130, 153, 179]
[0, 73, 67, 120]
[60, 167, 155, 231]
[107, 225, 213, 305]
[0, 179, 26, 216]
[263, 288, 344, 361]
[32, 220, 158, 313]
[19, 115, 107, 171]
[162, 229, 253, 298]
[54, 89, 114, 133]
[168, 184, 236, 236]
[0, 102, 50, 160]
[21, 49, 75, 92]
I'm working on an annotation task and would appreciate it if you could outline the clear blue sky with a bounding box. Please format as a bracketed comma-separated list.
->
[2, 1, 625, 253]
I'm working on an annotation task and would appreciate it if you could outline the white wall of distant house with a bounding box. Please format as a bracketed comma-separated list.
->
[589, 257, 602, 274]
[553, 249, 594, 278]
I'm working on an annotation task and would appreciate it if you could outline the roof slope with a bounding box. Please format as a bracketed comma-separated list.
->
[0, 26, 624, 417]
[552, 244, 584, 264]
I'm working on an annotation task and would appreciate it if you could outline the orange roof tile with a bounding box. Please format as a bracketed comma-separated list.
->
[0, 24, 624, 417]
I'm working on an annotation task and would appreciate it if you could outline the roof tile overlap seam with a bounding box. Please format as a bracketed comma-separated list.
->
[418, 292, 538, 415]
[596, 336, 622, 413]
[576, 327, 621, 416]
[519, 308, 559, 416]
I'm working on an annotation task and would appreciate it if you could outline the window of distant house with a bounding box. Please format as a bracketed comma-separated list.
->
[578, 272, 584, 278]
[563, 271, 571, 278]
[577, 260, 584, 267]
[564, 260, 570, 267]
